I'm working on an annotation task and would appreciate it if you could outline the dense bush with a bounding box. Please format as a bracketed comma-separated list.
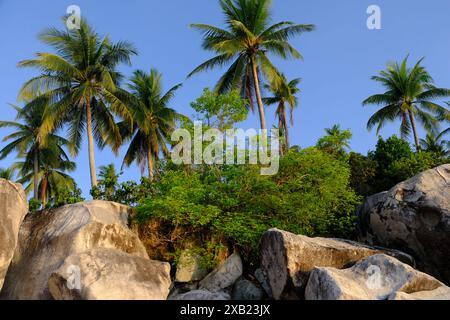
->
[387, 151, 449, 183]
[356, 135, 449, 194]
[135, 148, 361, 266]
[348, 152, 377, 197]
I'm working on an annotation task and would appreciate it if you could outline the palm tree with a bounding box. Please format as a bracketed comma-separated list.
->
[121, 69, 183, 180]
[0, 100, 70, 200]
[263, 74, 300, 153]
[189, 0, 314, 131]
[420, 129, 449, 157]
[14, 147, 76, 207]
[363, 56, 450, 151]
[17, 19, 137, 188]
[316, 124, 353, 157]
[0, 167, 15, 180]
[98, 164, 121, 198]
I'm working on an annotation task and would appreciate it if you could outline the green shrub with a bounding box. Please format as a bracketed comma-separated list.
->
[388, 151, 449, 182]
[136, 148, 361, 266]
[367, 135, 449, 192]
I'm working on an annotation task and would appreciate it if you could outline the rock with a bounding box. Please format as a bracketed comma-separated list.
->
[175, 250, 208, 283]
[0, 179, 27, 291]
[232, 279, 264, 300]
[389, 286, 450, 300]
[170, 290, 230, 300]
[48, 248, 171, 300]
[199, 253, 243, 292]
[305, 254, 450, 300]
[357, 164, 450, 283]
[260, 228, 414, 300]
[254, 268, 272, 298]
[1, 201, 149, 299]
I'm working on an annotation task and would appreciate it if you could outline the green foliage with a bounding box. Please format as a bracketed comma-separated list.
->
[190, 88, 248, 130]
[420, 129, 449, 157]
[316, 124, 353, 159]
[368, 135, 413, 192]
[348, 152, 377, 196]
[28, 198, 41, 212]
[91, 164, 153, 206]
[46, 186, 85, 209]
[136, 148, 360, 264]
[387, 152, 449, 183]
[363, 135, 449, 193]
[0, 167, 15, 180]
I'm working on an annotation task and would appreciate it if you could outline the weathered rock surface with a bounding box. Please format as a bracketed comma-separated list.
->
[48, 248, 171, 300]
[260, 228, 414, 299]
[0, 179, 28, 291]
[175, 250, 208, 283]
[1, 201, 149, 299]
[357, 164, 450, 283]
[389, 286, 450, 300]
[170, 290, 230, 300]
[254, 268, 272, 298]
[199, 253, 243, 292]
[232, 279, 264, 300]
[305, 254, 450, 300]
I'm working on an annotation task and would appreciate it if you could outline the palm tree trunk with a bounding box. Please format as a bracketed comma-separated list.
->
[33, 149, 39, 200]
[251, 57, 267, 131]
[408, 111, 421, 152]
[147, 145, 154, 181]
[86, 97, 98, 187]
[40, 176, 48, 207]
[280, 102, 289, 152]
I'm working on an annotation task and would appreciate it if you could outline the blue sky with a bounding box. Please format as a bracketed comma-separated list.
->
[1, 0, 450, 197]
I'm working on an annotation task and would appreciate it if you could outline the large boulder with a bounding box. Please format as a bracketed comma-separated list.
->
[48, 248, 171, 300]
[305, 254, 450, 300]
[1, 201, 149, 299]
[0, 180, 28, 291]
[260, 228, 414, 299]
[199, 253, 243, 292]
[357, 164, 450, 283]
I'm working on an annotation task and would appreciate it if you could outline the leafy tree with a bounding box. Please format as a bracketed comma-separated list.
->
[348, 152, 377, 197]
[368, 135, 413, 192]
[189, 0, 314, 131]
[48, 185, 84, 209]
[18, 19, 137, 187]
[387, 152, 449, 183]
[190, 88, 248, 130]
[263, 74, 300, 153]
[121, 69, 183, 180]
[363, 56, 450, 151]
[91, 163, 153, 206]
[0, 167, 15, 180]
[316, 124, 352, 158]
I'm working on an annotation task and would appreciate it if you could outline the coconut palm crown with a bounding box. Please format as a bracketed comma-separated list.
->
[363, 56, 450, 151]
[189, 0, 314, 131]
[17, 18, 137, 187]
